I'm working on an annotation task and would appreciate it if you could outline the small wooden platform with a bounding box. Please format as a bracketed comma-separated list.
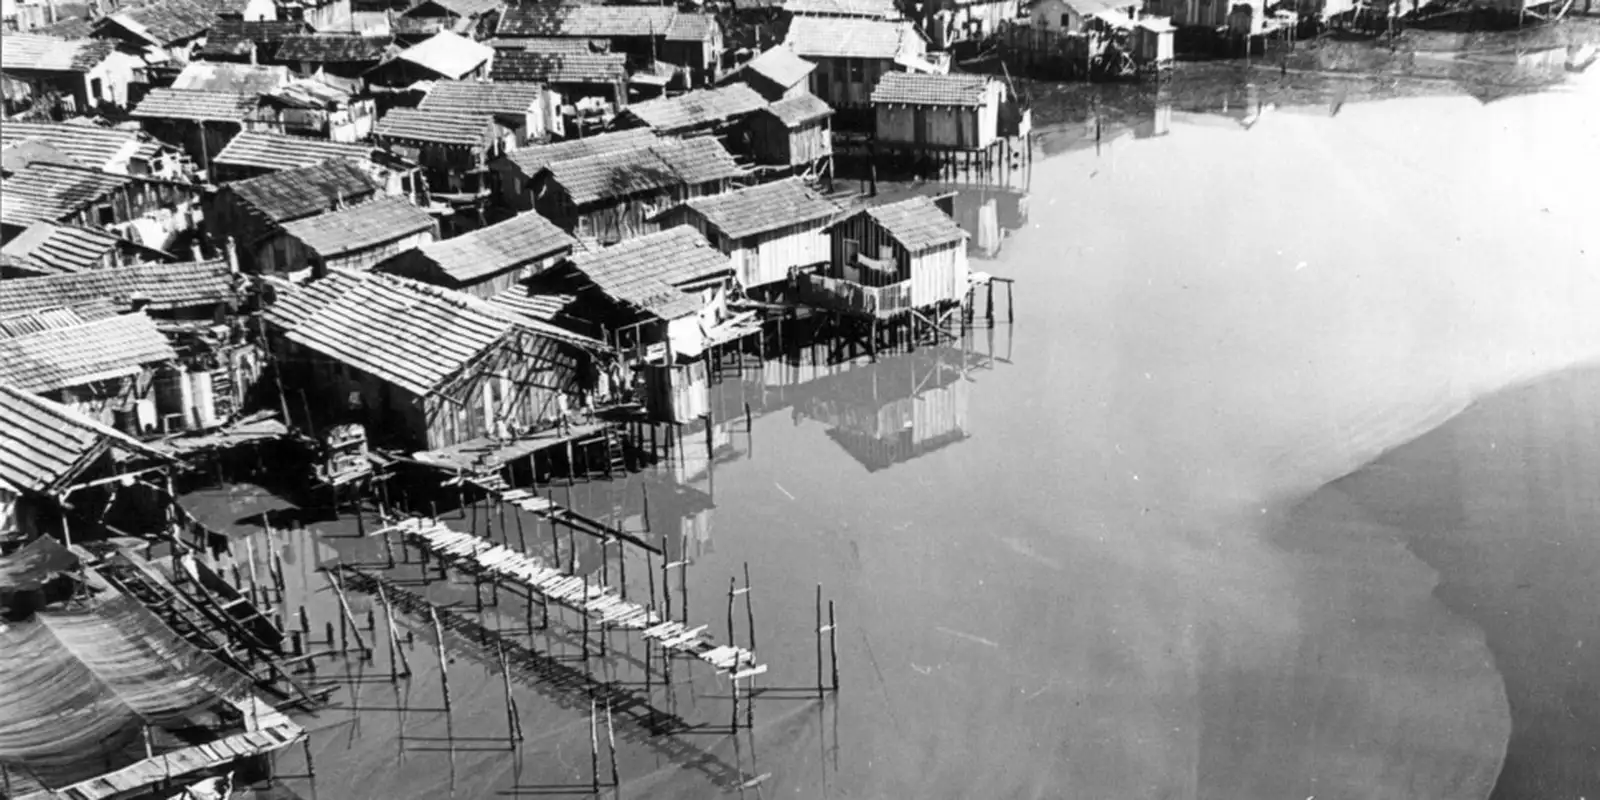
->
[410, 420, 612, 475]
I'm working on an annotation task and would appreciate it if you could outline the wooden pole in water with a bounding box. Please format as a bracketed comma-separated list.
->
[589, 698, 601, 793]
[431, 606, 452, 720]
[581, 570, 591, 662]
[618, 537, 627, 601]
[815, 584, 824, 699]
[382, 526, 395, 569]
[641, 482, 650, 533]
[326, 568, 370, 657]
[725, 576, 736, 656]
[661, 544, 671, 623]
[245, 536, 262, 607]
[828, 600, 839, 690]
[547, 488, 560, 566]
[324, 621, 334, 651]
[499, 642, 522, 742]
[743, 562, 756, 653]
[514, 504, 526, 552]
[606, 699, 620, 787]
[378, 581, 410, 678]
[299, 605, 311, 638]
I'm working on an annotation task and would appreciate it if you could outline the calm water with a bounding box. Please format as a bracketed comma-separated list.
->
[219, 61, 1600, 800]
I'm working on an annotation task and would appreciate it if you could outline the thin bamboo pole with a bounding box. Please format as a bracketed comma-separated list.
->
[325, 568, 370, 657]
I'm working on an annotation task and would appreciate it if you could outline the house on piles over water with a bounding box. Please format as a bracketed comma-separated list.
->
[208, 158, 382, 273]
[869, 71, 1029, 153]
[489, 128, 658, 211]
[654, 176, 840, 295]
[210, 130, 420, 197]
[262, 269, 608, 451]
[127, 88, 261, 176]
[610, 83, 768, 140]
[0, 122, 188, 180]
[0, 308, 178, 428]
[494, 4, 724, 88]
[532, 136, 743, 245]
[0, 383, 177, 544]
[0, 221, 176, 279]
[376, 210, 574, 299]
[783, 18, 932, 125]
[273, 195, 438, 278]
[0, 35, 137, 116]
[488, 50, 629, 134]
[746, 91, 834, 177]
[799, 194, 970, 319]
[0, 162, 202, 250]
[419, 79, 550, 149]
[722, 45, 817, 102]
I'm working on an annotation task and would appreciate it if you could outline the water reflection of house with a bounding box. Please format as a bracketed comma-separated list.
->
[949, 185, 1029, 259]
[794, 346, 973, 470]
[1170, 83, 1267, 131]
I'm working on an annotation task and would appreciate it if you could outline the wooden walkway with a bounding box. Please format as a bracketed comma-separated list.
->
[383, 517, 761, 677]
[473, 481, 663, 556]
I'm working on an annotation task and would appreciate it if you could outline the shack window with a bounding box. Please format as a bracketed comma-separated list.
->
[848, 58, 864, 84]
[97, 205, 114, 225]
[1060, 12, 1071, 26]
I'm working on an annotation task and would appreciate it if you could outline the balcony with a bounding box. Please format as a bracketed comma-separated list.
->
[796, 272, 913, 319]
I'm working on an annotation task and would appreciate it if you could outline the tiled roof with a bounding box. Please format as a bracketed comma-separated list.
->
[0, 34, 114, 72]
[784, 0, 900, 17]
[854, 195, 966, 251]
[98, 0, 217, 46]
[567, 226, 729, 319]
[0, 222, 129, 276]
[280, 197, 436, 258]
[275, 33, 394, 62]
[171, 61, 291, 94]
[402, 211, 573, 284]
[227, 159, 379, 224]
[620, 84, 767, 133]
[761, 91, 833, 126]
[487, 288, 576, 327]
[682, 177, 839, 239]
[396, 30, 493, 79]
[373, 107, 497, 148]
[487, 36, 608, 54]
[194, 19, 312, 59]
[129, 88, 259, 122]
[545, 137, 741, 206]
[502, 128, 657, 177]
[871, 71, 990, 106]
[0, 313, 177, 393]
[419, 80, 543, 117]
[489, 50, 626, 84]
[0, 163, 132, 229]
[263, 78, 357, 110]
[212, 131, 377, 172]
[0, 301, 121, 339]
[0, 382, 167, 496]
[263, 270, 517, 395]
[737, 46, 816, 89]
[0, 122, 147, 173]
[664, 12, 715, 41]
[33, 16, 97, 39]
[785, 16, 909, 59]
[0, 260, 234, 316]
[405, 0, 503, 18]
[497, 4, 676, 37]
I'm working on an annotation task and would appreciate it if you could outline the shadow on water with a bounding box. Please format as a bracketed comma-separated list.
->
[1279, 363, 1600, 798]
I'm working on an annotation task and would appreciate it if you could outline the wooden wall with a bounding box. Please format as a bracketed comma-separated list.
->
[807, 56, 894, 108]
[539, 178, 731, 245]
[423, 328, 583, 449]
[873, 85, 1002, 151]
[828, 212, 969, 309]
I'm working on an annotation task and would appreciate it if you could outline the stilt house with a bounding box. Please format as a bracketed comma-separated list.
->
[784, 17, 926, 113]
[653, 177, 839, 293]
[419, 80, 550, 148]
[531, 136, 743, 245]
[208, 159, 382, 273]
[376, 210, 575, 298]
[489, 128, 658, 211]
[746, 92, 834, 173]
[722, 45, 817, 102]
[870, 72, 1022, 152]
[611, 84, 768, 138]
[803, 194, 970, 318]
[273, 196, 438, 277]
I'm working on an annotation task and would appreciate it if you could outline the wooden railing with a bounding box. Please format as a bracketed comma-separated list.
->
[796, 273, 913, 319]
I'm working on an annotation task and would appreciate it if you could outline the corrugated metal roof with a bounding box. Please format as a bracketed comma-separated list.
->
[400, 211, 573, 284]
[498, 4, 676, 37]
[396, 30, 493, 79]
[546, 137, 741, 206]
[275, 33, 394, 62]
[870, 71, 990, 106]
[489, 50, 626, 83]
[0, 122, 147, 173]
[0, 222, 126, 276]
[784, 0, 900, 17]
[0, 34, 114, 72]
[567, 226, 729, 319]
[373, 107, 497, 148]
[503, 128, 657, 176]
[170, 61, 291, 94]
[682, 177, 840, 239]
[129, 88, 259, 122]
[736, 46, 816, 89]
[0, 163, 132, 229]
[620, 84, 767, 133]
[226, 159, 379, 224]
[263, 270, 517, 395]
[0, 382, 166, 496]
[0, 313, 177, 393]
[761, 91, 833, 126]
[852, 195, 967, 251]
[280, 197, 436, 258]
[419, 80, 543, 117]
[785, 16, 911, 59]
[213, 131, 377, 172]
[0, 260, 236, 316]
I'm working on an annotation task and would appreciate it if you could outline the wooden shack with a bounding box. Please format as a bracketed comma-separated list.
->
[804, 194, 970, 318]
[419, 80, 549, 148]
[208, 159, 381, 273]
[531, 136, 742, 245]
[371, 31, 494, 85]
[0, 35, 133, 117]
[371, 107, 500, 198]
[747, 92, 834, 175]
[376, 211, 576, 298]
[0, 163, 202, 250]
[263, 269, 598, 451]
[657, 11, 724, 88]
[1132, 17, 1175, 67]
[0, 221, 175, 279]
[723, 45, 817, 102]
[246, 78, 377, 143]
[654, 177, 839, 293]
[127, 88, 260, 176]
[784, 17, 925, 113]
[0, 311, 178, 428]
[869, 72, 1011, 151]
[271, 34, 395, 82]
[270, 196, 438, 277]
[489, 128, 659, 211]
[611, 83, 767, 138]
[488, 50, 630, 131]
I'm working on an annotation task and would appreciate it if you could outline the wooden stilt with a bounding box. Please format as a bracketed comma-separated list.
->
[499, 642, 522, 742]
[815, 584, 824, 699]
[743, 562, 756, 653]
[829, 600, 839, 690]
[514, 504, 526, 552]
[299, 606, 311, 637]
[589, 699, 601, 793]
[325, 568, 370, 657]
[641, 482, 650, 532]
[378, 581, 410, 678]
[581, 570, 590, 661]
[606, 699, 620, 786]
[431, 606, 452, 719]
